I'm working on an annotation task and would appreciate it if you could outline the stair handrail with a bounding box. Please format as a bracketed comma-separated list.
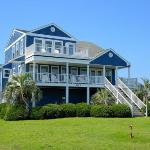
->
[117, 78, 146, 110]
[104, 77, 133, 113]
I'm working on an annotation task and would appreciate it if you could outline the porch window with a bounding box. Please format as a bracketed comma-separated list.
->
[80, 68, 87, 75]
[45, 40, 52, 53]
[35, 39, 42, 52]
[54, 41, 63, 53]
[3, 69, 11, 78]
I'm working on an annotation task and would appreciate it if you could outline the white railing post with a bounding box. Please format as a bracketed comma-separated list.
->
[66, 62, 69, 103]
[115, 66, 118, 86]
[87, 64, 90, 104]
[32, 62, 36, 108]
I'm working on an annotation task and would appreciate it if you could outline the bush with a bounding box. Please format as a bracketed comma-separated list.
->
[30, 106, 43, 119]
[111, 104, 131, 118]
[76, 103, 91, 117]
[90, 105, 112, 117]
[61, 104, 76, 117]
[4, 104, 28, 121]
[0, 103, 8, 119]
[41, 104, 62, 119]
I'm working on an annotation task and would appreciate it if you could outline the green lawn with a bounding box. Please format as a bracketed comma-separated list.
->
[0, 118, 150, 150]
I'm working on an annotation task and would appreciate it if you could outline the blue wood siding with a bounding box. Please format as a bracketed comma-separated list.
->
[32, 25, 71, 38]
[7, 31, 23, 47]
[90, 50, 129, 67]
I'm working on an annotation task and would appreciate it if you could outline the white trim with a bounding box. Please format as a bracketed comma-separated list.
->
[34, 38, 43, 52]
[45, 39, 53, 53]
[5, 34, 26, 51]
[65, 42, 75, 55]
[40, 65, 49, 73]
[29, 23, 77, 41]
[27, 32, 76, 41]
[3, 69, 11, 78]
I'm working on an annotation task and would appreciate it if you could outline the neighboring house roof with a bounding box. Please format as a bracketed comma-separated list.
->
[76, 41, 105, 58]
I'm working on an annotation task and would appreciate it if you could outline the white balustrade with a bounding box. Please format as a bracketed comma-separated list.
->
[117, 78, 146, 110]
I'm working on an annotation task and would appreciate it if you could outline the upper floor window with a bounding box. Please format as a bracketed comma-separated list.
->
[12, 45, 15, 58]
[20, 39, 24, 55]
[3, 69, 11, 78]
[45, 40, 52, 53]
[68, 44, 74, 55]
[16, 42, 20, 56]
[54, 41, 63, 53]
[35, 39, 42, 52]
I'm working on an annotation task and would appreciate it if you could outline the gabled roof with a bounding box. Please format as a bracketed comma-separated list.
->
[90, 49, 130, 67]
[29, 23, 77, 40]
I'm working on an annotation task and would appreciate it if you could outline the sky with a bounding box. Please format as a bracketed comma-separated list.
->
[0, 0, 150, 79]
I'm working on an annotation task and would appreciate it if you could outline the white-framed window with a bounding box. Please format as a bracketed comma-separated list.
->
[80, 68, 87, 75]
[29, 64, 38, 73]
[20, 38, 24, 55]
[66, 43, 75, 55]
[12, 45, 15, 58]
[16, 42, 20, 56]
[61, 66, 66, 74]
[90, 69, 96, 76]
[97, 69, 102, 76]
[45, 40, 53, 53]
[70, 67, 78, 75]
[3, 69, 11, 78]
[35, 39, 43, 52]
[54, 41, 63, 53]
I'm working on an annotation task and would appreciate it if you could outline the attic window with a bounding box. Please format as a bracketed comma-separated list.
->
[50, 27, 55, 32]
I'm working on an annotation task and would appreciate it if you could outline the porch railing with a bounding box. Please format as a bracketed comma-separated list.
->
[120, 78, 138, 89]
[29, 73, 104, 85]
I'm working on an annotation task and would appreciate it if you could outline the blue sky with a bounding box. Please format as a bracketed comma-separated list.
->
[0, 0, 150, 79]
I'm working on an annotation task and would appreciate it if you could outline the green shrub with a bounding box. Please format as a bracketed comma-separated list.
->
[30, 106, 43, 119]
[76, 103, 91, 117]
[90, 105, 112, 117]
[41, 104, 62, 119]
[0, 103, 8, 119]
[4, 104, 28, 121]
[61, 104, 76, 117]
[111, 104, 131, 118]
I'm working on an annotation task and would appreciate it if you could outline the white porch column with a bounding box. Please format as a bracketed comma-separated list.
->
[128, 66, 131, 79]
[115, 66, 118, 85]
[87, 64, 90, 104]
[66, 62, 69, 103]
[32, 62, 36, 108]
[103, 65, 106, 84]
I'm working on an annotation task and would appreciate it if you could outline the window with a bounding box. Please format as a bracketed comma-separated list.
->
[61, 66, 66, 74]
[63, 46, 67, 54]
[80, 68, 87, 75]
[68, 44, 74, 55]
[54, 41, 62, 53]
[35, 39, 42, 52]
[20, 39, 24, 55]
[12, 45, 15, 58]
[45, 40, 52, 53]
[3, 69, 11, 78]
[16, 42, 20, 56]
[29, 64, 38, 73]
[71, 67, 78, 75]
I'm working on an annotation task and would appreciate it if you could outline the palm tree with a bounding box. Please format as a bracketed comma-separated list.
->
[134, 78, 150, 103]
[91, 89, 115, 105]
[4, 73, 42, 111]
